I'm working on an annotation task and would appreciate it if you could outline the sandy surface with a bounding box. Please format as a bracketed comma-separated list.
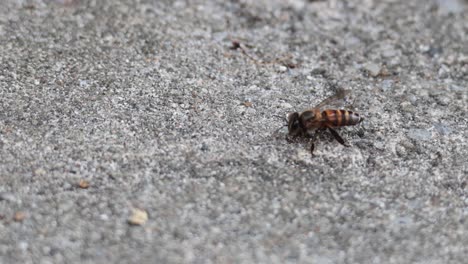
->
[0, 0, 467, 263]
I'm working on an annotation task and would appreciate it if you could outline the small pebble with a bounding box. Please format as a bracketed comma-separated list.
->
[14, 211, 26, 222]
[18, 242, 28, 251]
[128, 208, 148, 226]
[382, 46, 398, 58]
[201, 143, 209, 151]
[0, 192, 16, 203]
[438, 65, 450, 77]
[399, 102, 415, 113]
[243, 101, 253, 107]
[277, 65, 288, 72]
[78, 180, 90, 189]
[435, 96, 450, 106]
[34, 168, 46, 176]
[280, 102, 293, 109]
[436, 0, 464, 15]
[433, 123, 452, 135]
[405, 192, 416, 199]
[100, 214, 109, 221]
[364, 62, 381, 77]
[407, 129, 432, 141]
[310, 68, 327, 75]
[380, 80, 394, 92]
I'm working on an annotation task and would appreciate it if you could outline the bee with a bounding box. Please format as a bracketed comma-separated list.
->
[287, 89, 364, 155]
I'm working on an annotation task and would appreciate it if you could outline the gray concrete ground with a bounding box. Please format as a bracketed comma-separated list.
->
[0, 0, 467, 263]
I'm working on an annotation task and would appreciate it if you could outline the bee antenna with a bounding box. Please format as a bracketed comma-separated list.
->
[273, 114, 290, 123]
[274, 125, 287, 134]
[273, 114, 284, 120]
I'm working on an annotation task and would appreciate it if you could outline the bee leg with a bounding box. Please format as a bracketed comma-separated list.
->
[328, 127, 349, 147]
[286, 136, 295, 143]
[310, 143, 315, 155]
[308, 129, 324, 155]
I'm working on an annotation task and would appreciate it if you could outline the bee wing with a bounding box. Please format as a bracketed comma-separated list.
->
[314, 88, 353, 110]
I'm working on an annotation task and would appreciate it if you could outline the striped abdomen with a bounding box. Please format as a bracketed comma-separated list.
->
[322, 109, 362, 127]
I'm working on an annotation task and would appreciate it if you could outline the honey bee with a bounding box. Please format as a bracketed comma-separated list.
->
[287, 89, 363, 154]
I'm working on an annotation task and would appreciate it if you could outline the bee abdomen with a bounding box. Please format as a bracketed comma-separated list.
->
[345, 110, 363, 126]
[323, 110, 363, 127]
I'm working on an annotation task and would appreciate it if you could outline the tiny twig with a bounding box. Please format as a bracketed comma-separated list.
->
[229, 38, 298, 67]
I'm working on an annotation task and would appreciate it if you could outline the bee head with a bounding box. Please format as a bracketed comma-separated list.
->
[287, 112, 302, 136]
